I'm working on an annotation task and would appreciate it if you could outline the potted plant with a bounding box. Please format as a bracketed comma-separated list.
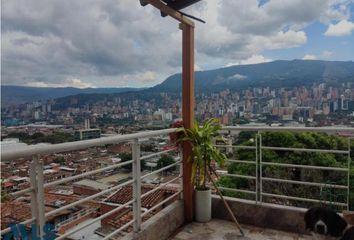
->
[178, 118, 226, 222]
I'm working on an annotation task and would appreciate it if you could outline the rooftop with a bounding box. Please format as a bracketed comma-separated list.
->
[105, 184, 177, 209]
[74, 179, 111, 191]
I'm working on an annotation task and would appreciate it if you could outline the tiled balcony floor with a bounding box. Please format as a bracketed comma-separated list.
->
[170, 219, 312, 240]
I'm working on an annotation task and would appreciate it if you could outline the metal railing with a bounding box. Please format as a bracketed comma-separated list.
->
[54, 208, 98, 231]
[0, 128, 182, 239]
[1, 126, 353, 239]
[216, 126, 353, 210]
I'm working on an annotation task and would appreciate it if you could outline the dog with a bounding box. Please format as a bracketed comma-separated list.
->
[304, 207, 354, 240]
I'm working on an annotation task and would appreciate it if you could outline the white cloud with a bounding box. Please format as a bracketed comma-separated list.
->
[228, 74, 247, 80]
[94, 71, 163, 88]
[2, 0, 353, 87]
[324, 20, 354, 36]
[27, 78, 96, 88]
[240, 54, 272, 64]
[302, 54, 318, 60]
[250, 30, 307, 51]
[194, 64, 202, 71]
[322, 50, 333, 58]
[302, 50, 334, 60]
[226, 54, 272, 66]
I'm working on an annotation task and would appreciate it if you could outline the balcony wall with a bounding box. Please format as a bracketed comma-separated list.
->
[122, 200, 184, 240]
[212, 197, 307, 234]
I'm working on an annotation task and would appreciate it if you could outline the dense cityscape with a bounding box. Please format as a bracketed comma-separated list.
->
[2, 80, 354, 237]
[2, 82, 354, 135]
[2, 0, 354, 239]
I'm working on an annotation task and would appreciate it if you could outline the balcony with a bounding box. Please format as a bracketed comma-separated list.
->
[1, 126, 353, 239]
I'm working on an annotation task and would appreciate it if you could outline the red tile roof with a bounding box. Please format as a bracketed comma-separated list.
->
[3, 182, 14, 188]
[0, 201, 55, 230]
[104, 210, 155, 234]
[106, 184, 177, 209]
[44, 192, 100, 209]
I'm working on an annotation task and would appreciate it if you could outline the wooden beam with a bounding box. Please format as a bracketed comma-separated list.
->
[181, 22, 194, 222]
[145, 0, 195, 27]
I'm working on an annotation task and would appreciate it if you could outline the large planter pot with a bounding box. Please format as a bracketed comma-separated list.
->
[195, 188, 212, 222]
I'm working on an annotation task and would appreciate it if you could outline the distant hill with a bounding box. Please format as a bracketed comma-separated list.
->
[1, 86, 142, 107]
[152, 60, 354, 93]
[2, 60, 354, 107]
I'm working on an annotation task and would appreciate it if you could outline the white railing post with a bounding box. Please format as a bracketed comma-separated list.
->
[347, 138, 351, 211]
[29, 155, 46, 239]
[132, 139, 141, 233]
[29, 157, 40, 238]
[255, 132, 259, 204]
[36, 155, 46, 239]
[259, 133, 263, 204]
[179, 146, 184, 199]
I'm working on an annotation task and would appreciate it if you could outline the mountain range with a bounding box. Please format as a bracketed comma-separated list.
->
[2, 60, 354, 107]
[152, 59, 354, 92]
[1, 86, 142, 107]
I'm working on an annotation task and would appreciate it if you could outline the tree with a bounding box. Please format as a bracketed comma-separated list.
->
[119, 152, 133, 171]
[118, 152, 146, 171]
[157, 154, 176, 172]
[236, 131, 255, 144]
[217, 131, 352, 210]
[53, 156, 65, 164]
[141, 143, 156, 152]
[232, 118, 250, 125]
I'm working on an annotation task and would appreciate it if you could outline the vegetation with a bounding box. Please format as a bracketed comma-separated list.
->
[0, 179, 12, 202]
[157, 154, 176, 172]
[53, 156, 66, 164]
[118, 152, 146, 171]
[179, 118, 226, 190]
[217, 131, 354, 210]
[6, 131, 74, 144]
[141, 143, 156, 152]
[232, 118, 250, 125]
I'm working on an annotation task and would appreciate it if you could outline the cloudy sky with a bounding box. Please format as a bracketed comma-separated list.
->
[2, 0, 354, 88]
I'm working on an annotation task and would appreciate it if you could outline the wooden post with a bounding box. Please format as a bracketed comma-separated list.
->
[142, 0, 196, 223]
[181, 22, 194, 222]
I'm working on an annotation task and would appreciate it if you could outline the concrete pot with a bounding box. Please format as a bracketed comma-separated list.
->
[195, 188, 212, 222]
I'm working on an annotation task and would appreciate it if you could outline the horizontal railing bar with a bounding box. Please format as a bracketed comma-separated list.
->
[141, 190, 182, 218]
[140, 147, 178, 161]
[221, 126, 354, 133]
[261, 162, 348, 172]
[55, 199, 134, 240]
[262, 146, 348, 154]
[140, 160, 182, 180]
[0, 217, 36, 235]
[140, 175, 181, 199]
[215, 145, 256, 150]
[55, 208, 97, 229]
[101, 219, 135, 240]
[221, 173, 256, 180]
[218, 186, 257, 195]
[227, 159, 256, 164]
[1, 128, 176, 162]
[44, 160, 134, 188]
[261, 192, 347, 207]
[262, 177, 348, 189]
[45, 179, 134, 218]
[10, 187, 34, 197]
